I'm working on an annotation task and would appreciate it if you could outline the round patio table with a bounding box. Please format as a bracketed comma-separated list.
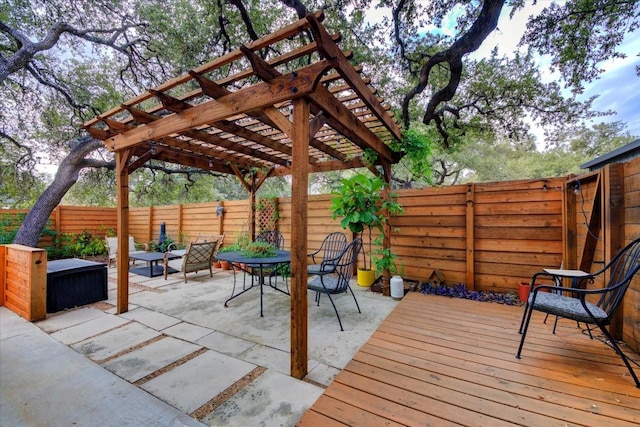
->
[216, 250, 291, 316]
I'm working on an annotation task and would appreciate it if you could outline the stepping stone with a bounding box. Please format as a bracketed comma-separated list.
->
[141, 350, 256, 414]
[71, 322, 161, 362]
[50, 314, 129, 345]
[103, 336, 201, 382]
[204, 369, 323, 426]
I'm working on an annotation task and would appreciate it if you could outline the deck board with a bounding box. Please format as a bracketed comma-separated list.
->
[297, 292, 640, 426]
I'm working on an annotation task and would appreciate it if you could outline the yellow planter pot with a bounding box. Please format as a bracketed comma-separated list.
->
[357, 268, 376, 287]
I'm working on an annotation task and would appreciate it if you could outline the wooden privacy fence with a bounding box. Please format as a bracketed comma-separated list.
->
[0, 206, 117, 248]
[2, 162, 639, 351]
[0, 178, 566, 293]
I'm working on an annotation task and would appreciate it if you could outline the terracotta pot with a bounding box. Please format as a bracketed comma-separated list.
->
[213, 261, 222, 269]
[518, 281, 550, 302]
[220, 261, 231, 270]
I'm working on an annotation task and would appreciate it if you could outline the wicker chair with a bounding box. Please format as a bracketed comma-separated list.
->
[166, 237, 222, 282]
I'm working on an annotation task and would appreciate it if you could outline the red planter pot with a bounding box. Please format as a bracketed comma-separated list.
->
[518, 281, 550, 302]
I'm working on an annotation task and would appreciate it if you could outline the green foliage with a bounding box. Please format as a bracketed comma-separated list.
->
[393, 125, 434, 184]
[50, 230, 107, 260]
[0, 213, 26, 244]
[0, 213, 58, 249]
[148, 236, 175, 253]
[241, 241, 277, 258]
[219, 231, 251, 253]
[0, 161, 49, 208]
[372, 247, 404, 277]
[520, 0, 640, 92]
[256, 197, 280, 232]
[362, 148, 378, 166]
[2, 0, 638, 220]
[330, 174, 404, 270]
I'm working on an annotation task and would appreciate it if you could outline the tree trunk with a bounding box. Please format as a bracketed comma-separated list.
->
[13, 136, 104, 247]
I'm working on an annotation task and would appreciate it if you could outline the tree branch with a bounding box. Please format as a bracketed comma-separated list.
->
[0, 20, 146, 84]
[228, 0, 260, 41]
[279, 0, 308, 19]
[401, 0, 505, 129]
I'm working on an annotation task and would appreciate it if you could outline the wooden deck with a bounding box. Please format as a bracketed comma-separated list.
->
[297, 292, 640, 426]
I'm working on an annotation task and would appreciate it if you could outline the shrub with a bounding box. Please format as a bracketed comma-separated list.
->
[420, 282, 520, 306]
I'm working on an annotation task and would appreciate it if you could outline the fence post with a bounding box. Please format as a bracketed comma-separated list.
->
[466, 184, 475, 289]
[603, 163, 625, 340]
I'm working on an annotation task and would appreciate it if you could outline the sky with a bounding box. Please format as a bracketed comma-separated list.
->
[468, 3, 640, 145]
[366, 2, 639, 148]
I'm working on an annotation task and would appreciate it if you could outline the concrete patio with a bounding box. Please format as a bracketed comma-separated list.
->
[1, 261, 398, 426]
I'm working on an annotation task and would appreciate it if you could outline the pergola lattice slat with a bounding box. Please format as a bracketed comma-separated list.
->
[84, 12, 402, 380]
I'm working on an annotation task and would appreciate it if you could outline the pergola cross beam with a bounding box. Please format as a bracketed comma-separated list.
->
[83, 12, 403, 380]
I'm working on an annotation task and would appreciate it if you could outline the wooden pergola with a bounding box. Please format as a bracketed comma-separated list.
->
[83, 11, 402, 379]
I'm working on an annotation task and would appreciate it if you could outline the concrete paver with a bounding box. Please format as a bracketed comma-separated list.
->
[71, 321, 162, 362]
[36, 306, 106, 333]
[0, 308, 204, 427]
[119, 306, 182, 330]
[196, 330, 256, 356]
[141, 350, 257, 413]
[50, 313, 129, 345]
[236, 343, 292, 375]
[205, 370, 324, 427]
[2, 267, 398, 426]
[163, 322, 215, 342]
[103, 336, 202, 382]
[305, 362, 342, 387]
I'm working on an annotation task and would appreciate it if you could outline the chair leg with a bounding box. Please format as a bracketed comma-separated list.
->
[518, 301, 530, 334]
[595, 322, 640, 388]
[516, 302, 536, 358]
[324, 293, 344, 331]
[347, 286, 361, 313]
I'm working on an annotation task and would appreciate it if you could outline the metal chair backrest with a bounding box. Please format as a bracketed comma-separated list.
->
[332, 238, 363, 293]
[597, 237, 640, 317]
[318, 232, 347, 264]
[255, 230, 284, 250]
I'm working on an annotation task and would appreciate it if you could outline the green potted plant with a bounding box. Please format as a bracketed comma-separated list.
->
[242, 241, 277, 258]
[329, 174, 403, 287]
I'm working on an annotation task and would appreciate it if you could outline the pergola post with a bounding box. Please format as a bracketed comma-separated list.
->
[249, 177, 257, 239]
[85, 15, 402, 379]
[116, 150, 131, 314]
[290, 98, 309, 379]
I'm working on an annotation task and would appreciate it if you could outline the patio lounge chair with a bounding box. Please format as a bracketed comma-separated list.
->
[308, 237, 363, 331]
[516, 237, 640, 387]
[166, 234, 224, 258]
[105, 235, 148, 268]
[307, 231, 347, 276]
[169, 238, 222, 282]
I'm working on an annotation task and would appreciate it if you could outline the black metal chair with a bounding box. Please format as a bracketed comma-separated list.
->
[308, 238, 363, 331]
[516, 237, 640, 388]
[307, 231, 348, 276]
[255, 230, 285, 249]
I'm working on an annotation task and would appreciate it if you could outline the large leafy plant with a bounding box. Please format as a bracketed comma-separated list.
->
[329, 174, 403, 271]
